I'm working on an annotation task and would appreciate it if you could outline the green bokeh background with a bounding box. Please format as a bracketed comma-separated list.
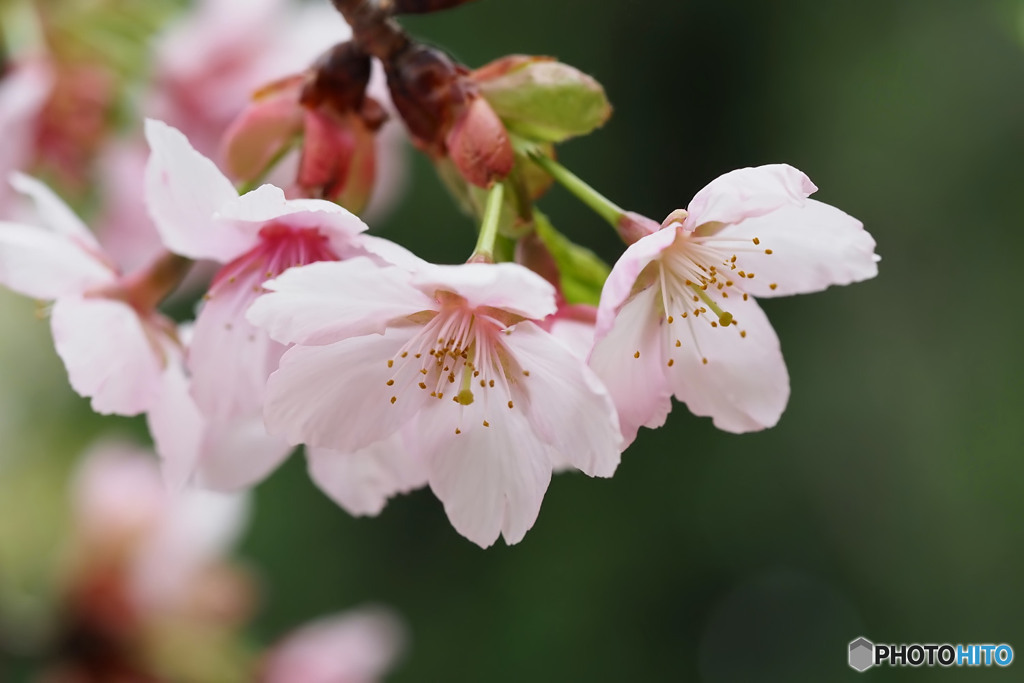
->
[3, 0, 1024, 680]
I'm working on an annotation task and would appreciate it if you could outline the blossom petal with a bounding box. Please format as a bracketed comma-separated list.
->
[410, 262, 557, 320]
[147, 352, 204, 490]
[263, 608, 405, 683]
[589, 286, 673, 445]
[503, 322, 622, 477]
[51, 297, 165, 415]
[420, 401, 552, 547]
[189, 281, 285, 420]
[248, 259, 434, 346]
[264, 328, 427, 452]
[194, 416, 294, 491]
[0, 222, 115, 299]
[144, 118, 255, 261]
[663, 292, 789, 433]
[217, 183, 369, 251]
[704, 199, 879, 298]
[9, 173, 101, 250]
[307, 434, 429, 517]
[684, 164, 817, 229]
[594, 226, 677, 341]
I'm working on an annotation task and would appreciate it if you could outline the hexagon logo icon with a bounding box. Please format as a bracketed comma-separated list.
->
[849, 637, 874, 672]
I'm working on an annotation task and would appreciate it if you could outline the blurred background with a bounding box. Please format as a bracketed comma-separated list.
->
[2, 0, 1024, 680]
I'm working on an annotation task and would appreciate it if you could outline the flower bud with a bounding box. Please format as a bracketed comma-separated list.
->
[445, 94, 514, 188]
[220, 75, 306, 184]
[617, 211, 662, 244]
[391, 0, 481, 14]
[473, 55, 611, 143]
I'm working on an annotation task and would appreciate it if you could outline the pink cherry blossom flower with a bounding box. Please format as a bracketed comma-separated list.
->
[248, 258, 623, 547]
[262, 608, 405, 683]
[0, 173, 180, 415]
[144, 118, 403, 421]
[590, 164, 879, 442]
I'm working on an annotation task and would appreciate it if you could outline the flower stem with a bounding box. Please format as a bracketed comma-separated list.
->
[529, 153, 625, 228]
[470, 182, 505, 263]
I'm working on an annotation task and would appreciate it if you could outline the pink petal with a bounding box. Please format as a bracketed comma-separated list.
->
[9, 173, 102, 251]
[264, 328, 427, 452]
[307, 434, 429, 517]
[421, 400, 552, 547]
[663, 292, 789, 433]
[589, 286, 673, 446]
[684, 164, 817, 229]
[144, 119, 255, 261]
[703, 199, 879, 298]
[0, 61, 52, 211]
[51, 297, 166, 416]
[147, 350, 204, 490]
[263, 608, 405, 683]
[594, 226, 678, 341]
[189, 280, 286, 420]
[0, 222, 114, 299]
[410, 262, 557, 320]
[249, 259, 434, 346]
[194, 415, 294, 491]
[217, 184, 369, 249]
[503, 322, 622, 477]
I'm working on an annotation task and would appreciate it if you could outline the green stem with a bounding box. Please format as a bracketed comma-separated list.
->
[530, 153, 625, 227]
[471, 182, 505, 262]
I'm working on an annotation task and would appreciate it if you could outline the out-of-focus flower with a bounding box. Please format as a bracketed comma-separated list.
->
[0, 173, 183, 415]
[248, 257, 622, 547]
[0, 58, 53, 214]
[261, 608, 406, 683]
[144, 119, 406, 423]
[52, 442, 252, 681]
[590, 164, 880, 442]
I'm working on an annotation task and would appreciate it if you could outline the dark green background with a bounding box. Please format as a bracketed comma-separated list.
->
[4, 0, 1024, 680]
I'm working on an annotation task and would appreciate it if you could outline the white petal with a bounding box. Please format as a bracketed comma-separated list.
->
[189, 281, 285, 420]
[249, 259, 434, 346]
[144, 119, 255, 261]
[264, 328, 427, 452]
[9, 173, 101, 250]
[706, 199, 879, 298]
[664, 292, 789, 433]
[589, 286, 673, 445]
[419, 402, 552, 547]
[503, 322, 622, 477]
[0, 222, 114, 299]
[51, 297, 166, 416]
[194, 415, 294, 491]
[410, 262, 556, 320]
[307, 433, 429, 517]
[147, 352, 204, 490]
[218, 184, 369, 247]
[594, 226, 678, 341]
[685, 164, 817, 229]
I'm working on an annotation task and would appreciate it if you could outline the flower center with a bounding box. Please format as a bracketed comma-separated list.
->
[383, 297, 528, 430]
[210, 222, 339, 294]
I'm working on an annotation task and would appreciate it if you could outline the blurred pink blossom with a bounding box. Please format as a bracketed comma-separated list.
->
[262, 608, 406, 683]
[0, 58, 53, 214]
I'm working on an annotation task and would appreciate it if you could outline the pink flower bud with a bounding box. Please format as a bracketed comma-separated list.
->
[220, 76, 306, 184]
[445, 94, 514, 188]
[617, 210, 662, 244]
[297, 105, 378, 214]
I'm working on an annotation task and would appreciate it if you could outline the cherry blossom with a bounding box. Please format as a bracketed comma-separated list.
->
[0, 58, 52, 215]
[590, 164, 879, 442]
[248, 258, 622, 547]
[144, 118, 404, 422]
[0, 173, 180, 415]
[262, 608, 405, 683]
